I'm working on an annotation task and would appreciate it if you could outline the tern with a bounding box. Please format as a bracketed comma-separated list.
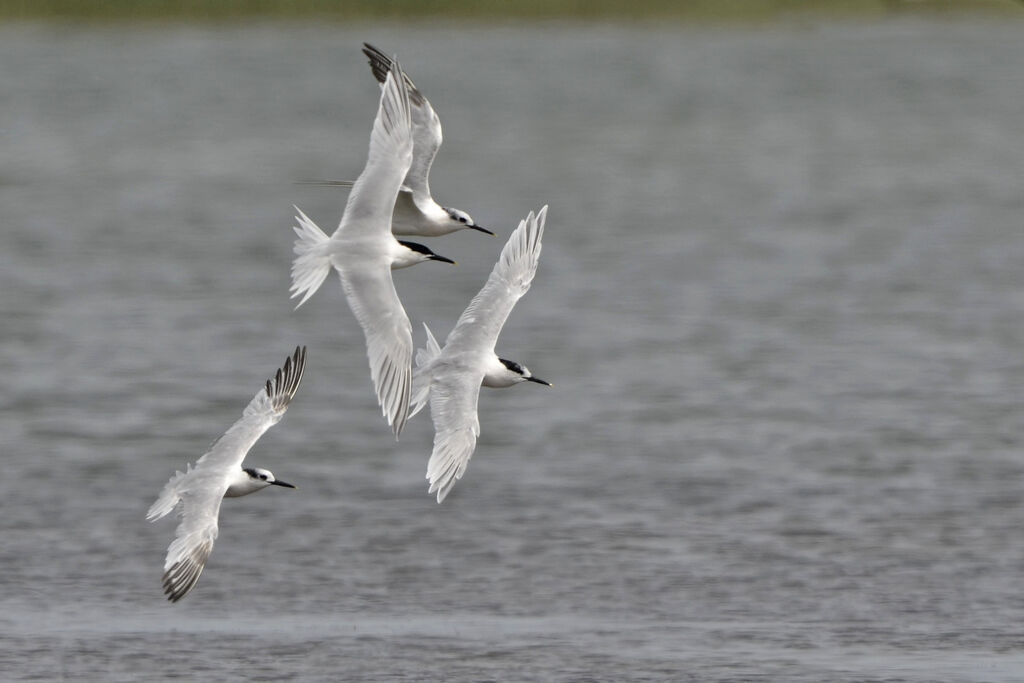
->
[147, 346, 306, 603]
[409, 206, 551, 502]
[291, 59, 452, 437]
[307, 43, 492, 238]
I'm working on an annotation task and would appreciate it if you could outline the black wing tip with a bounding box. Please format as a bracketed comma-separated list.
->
[164, 583, 187, 602]
[162, 562, 201, 603]
[265, 346, 308, 405]
[363, 42, 388, 61]
[361, 42, 425, 108]
[362, 42, 392, 84]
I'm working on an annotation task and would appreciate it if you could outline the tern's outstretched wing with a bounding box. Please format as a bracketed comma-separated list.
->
[444, 206, 547, 356]
[336, 60, 413, 240]
[159, 480, 222, 602]
[333, 61, 415, 435]
[361, 43, 442, 205]
[425, 363, 484, 503]
[148, 347, 306, 602]
[338, 262, 413, 437]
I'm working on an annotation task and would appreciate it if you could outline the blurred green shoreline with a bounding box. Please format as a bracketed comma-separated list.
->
[0, 0, 1021, 23]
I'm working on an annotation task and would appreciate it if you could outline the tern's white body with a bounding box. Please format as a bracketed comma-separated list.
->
[410, 207, 551, 502]
[147, 347, 306, 602]
[290, 59, 447, 438]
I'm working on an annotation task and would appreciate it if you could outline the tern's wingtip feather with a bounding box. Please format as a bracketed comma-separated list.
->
[265, 346, 307, 410]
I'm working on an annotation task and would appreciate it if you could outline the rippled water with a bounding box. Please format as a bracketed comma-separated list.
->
[3, 18, 1024, 681]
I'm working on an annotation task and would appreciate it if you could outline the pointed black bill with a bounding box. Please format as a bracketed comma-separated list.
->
[429, 254, 457, 265]
[270, 479, 296, 489]
[526, 376, 551, 386]
[470, 224, 495, 236]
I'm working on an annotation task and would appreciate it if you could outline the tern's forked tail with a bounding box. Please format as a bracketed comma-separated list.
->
[290, 206, 333, 309]
[410, 322, 442, 419]
[146, 465, 192, 522]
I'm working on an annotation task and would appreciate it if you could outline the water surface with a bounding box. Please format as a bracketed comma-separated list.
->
[2, 19, 1024, 681]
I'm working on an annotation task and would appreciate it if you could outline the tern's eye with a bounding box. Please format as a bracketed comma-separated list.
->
[260, 474, 268, 480]
[459, 216, 467, 223]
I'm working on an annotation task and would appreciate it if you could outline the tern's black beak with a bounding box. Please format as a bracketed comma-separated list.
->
[470, 224, 496, 236]
[526, 376, 551, 386]
[429, 254, 457, 265]
[270, 479, 296, 489]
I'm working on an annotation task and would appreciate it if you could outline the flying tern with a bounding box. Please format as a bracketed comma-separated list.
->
[147, 346, 306, 602]
[307, 43, 492, 238]
[410, 206, 551, 502]
[291, 59, 453, 437]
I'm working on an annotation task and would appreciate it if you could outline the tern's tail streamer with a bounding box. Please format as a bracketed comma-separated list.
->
[290, 206, 333, 309]
[410, 322, 442, 419]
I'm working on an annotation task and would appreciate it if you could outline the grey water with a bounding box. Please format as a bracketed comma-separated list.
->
[2, 17, 1024, 681]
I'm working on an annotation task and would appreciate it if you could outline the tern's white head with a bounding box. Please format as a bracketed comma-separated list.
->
[225, 467, 297, 498]
[444, 207, 494, 236]
[394, 240, 457, 269]
[483, 357, 552, 389]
